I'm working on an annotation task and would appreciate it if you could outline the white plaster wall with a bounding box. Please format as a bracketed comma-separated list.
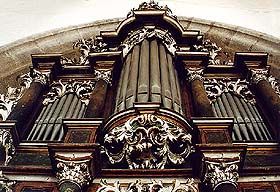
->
[0, 0, 279, 46]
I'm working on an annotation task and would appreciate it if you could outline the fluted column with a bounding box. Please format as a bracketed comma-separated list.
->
[250, 68, 280, 141]
[187, 67, 214, 117]
[7, 69, 47, 139]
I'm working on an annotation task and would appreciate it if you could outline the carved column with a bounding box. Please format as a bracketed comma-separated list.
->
[250, 68, 280, 141]
[7, 69, 47, 139]
[187, 67, 214, 117]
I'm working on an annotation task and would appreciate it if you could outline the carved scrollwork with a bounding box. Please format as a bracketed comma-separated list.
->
[17, 68, 48, 87]
[56, 159, 92, 190]
[97, 179, 198, 192]
[194, 39, 232, 65]
[0, 171, 16, 192]
[120, 28, 177, 58]
[250, 68, 269, 84]
[42, 80, 95, 105]
[204, 78, 256, 104]
[62, 37, 110, 65]
[268, 75, 280, 97]
[127, 1, 177, 20]
[0, 129, 15, 165]
[186, 67, 204, 83]
[203, 158, 240, 190]
[94, 69, 112, 85]
[103, 114, 193, 169]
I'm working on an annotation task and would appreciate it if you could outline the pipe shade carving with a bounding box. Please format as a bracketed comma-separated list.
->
[0, 129, 15, 165]
[103, 114, 193, 169]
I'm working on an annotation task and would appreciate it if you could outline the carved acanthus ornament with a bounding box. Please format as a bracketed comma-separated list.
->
[103, 114, 193, 169]
[62, 37, 110, 65]
[186, 68, 204, 82]
[42, 80, 95, 105]
[0, 69, 47, 121]
[127, 1, 177, 20]
[120, 28, 177, 57]
[204, 78, 256, 104]
[55, 157, 92, 190]
[194, 39, 232, 65]
[0, 171, 16, 192]
[203, 157, 240, 190]
[0, 130, 15, 165]
[94, 69, 112, 85]
[97, 179, 198, 192]
[268, 75, 280, 97]
[250, 68, 269, 84]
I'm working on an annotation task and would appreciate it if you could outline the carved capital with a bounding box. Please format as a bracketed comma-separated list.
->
[203, 156, 240, 190]
[250, 68, 269, 84]
[103, 113, 194, 169]
[18, 68, 48, 88]
[0, 171, 16, 192]
[268, 75, 280, 97]
[186, 67, 204, 82]
[0, 129, 15, 165]
[55, 156, 92, 192]
[94, 69, 112, 85]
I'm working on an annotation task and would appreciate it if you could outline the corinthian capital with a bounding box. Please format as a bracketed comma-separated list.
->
[186, 67, 204, 83]
[203, 156, 240, 190]
[250, 68, 269, 84]
[18, 68, 48, 88]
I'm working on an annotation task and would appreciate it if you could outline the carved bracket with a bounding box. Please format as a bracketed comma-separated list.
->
[186, 67, 204, 83]
[204, 78, 256, 104]
[103, 113, 194, 169]
[97, 179, 198, 192]
[0, 129, 15, 165]
[43, 80, 95, 105]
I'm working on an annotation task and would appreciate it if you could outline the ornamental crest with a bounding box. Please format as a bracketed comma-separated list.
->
[204, 78, 256, 104]
[103, 114, 193, 169]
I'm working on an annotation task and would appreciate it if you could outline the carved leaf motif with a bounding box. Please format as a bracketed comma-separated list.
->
[0, 130, 15, 165]
[103, 114, 193, 169]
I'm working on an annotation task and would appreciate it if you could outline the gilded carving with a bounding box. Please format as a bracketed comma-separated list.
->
[103, 114, 193, 169]
[0, 130, 15, 165]
[250, 68, 269, 84]
[97, 179, 198, 192]
[204, 78, 256, 104]
[94, 69, 112, 85]
[42, 80, 95, 105]
[0, 171, 16, 192]
[186, 68, 204, 82]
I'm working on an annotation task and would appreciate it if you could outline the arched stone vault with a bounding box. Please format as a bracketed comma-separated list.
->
[0, 17, 279, 93]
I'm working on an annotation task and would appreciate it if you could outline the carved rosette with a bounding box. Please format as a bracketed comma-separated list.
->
[186, 68, 204, 83]
[250, 68, 269, 84]
[103, 114, 193, 169]
[203, 157, 240, 190]
[193, 39, 232, 65]
[97, 179, 198, 192]
[0, 171, 16, 192]
[42, 80, 95, 105]
[268, 75, 280, 97]
[94, 69, 112, 85]
[120, 28, 177, 57]
[0, 129, 15, 165]
[204, 78, 256, 104]
[56, 158, 92, 191]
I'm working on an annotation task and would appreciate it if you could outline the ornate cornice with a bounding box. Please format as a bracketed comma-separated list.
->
[0, 129, 15, 165]
[120, 27, 177, 57]
[97, 179, 198, 192]
[249, 68, 269, 84]
[204, 78, 256, 104]
[42, 80, 95, 105]
[203, 157, 240, 190]
[268, 75, 280, 97]
[194, 39, 232, 65]
[55, 157, 92, 191]
[0, 171, 16, 192]
[186, 67, 204, 82]
[103, 113, 193, 169]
